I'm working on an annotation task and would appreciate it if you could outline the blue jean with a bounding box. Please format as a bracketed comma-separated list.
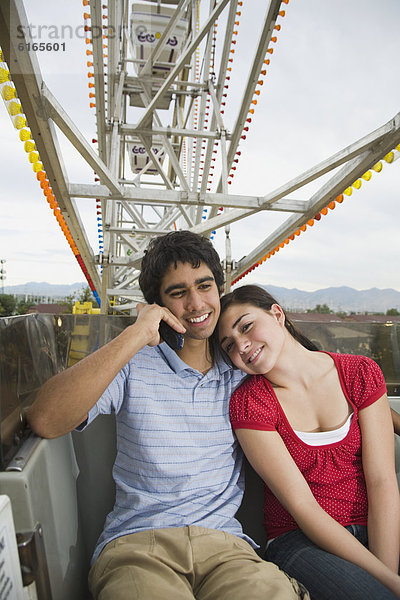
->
[265, 525, 398, 600]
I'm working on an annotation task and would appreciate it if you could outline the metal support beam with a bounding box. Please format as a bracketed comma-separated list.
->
[0, 0, 101, 292]
[191, 112, 400, 238]
[41, 84, 122, 196]
[68, 183, 307, 211]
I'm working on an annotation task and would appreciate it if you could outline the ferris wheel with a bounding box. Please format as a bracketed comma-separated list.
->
[0, 0, 399, 313]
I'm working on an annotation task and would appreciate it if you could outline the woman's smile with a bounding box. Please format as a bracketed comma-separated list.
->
[246, 346, 263, 364]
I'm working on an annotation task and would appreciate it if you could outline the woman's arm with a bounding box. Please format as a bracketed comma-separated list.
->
[27, 303, 185, 439]
[236, 427, 400, 597]
[359, 394, 400, 572]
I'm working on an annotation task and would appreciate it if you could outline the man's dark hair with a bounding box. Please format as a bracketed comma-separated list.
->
[139, 231, 224, 304]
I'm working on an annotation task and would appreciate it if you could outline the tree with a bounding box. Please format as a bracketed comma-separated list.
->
[386, 308, 400, 316]
[58, 293, 77, 314]
[58, 286, 100, 313]
[15, 298, 35, 314]
[307, 303, 332, 314]
[335, 311, 348, 319]
[0, 294, 17, 316]
[78, 286, 99, 308]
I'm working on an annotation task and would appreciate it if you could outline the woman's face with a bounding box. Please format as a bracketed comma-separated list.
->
[218, 302, 286, 375]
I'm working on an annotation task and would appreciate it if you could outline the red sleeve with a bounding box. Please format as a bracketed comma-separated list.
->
[333, 353, 387, 410]
[229, 375, 279, 431]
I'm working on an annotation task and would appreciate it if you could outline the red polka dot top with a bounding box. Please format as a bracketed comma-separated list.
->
[229, 352, 387, 540]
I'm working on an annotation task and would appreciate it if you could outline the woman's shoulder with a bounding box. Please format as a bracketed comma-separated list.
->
[325, 351, 381, 375]
[230, 375, 279, 426]
[326, 352, 386, 405]
[233, 373, 274, 396]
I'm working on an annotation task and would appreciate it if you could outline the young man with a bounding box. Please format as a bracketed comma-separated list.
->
[27, 231, 308, 600]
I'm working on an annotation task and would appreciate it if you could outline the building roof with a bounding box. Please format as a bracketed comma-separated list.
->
[288, 312, 344, 323]
[289, 312, 400, 324]
[26, 303, 68, 315]
[343, 314, 400, 324]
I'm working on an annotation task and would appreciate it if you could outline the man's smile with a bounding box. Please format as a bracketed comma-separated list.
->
[187, 312, 211, 325]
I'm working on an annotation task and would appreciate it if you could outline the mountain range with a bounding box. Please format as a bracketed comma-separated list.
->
[262, 285, 400, 313]
[3, 282, 400, 313]
[3, 281, 86, 298]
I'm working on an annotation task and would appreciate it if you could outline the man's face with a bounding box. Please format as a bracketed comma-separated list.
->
[159, 261, 221, 341]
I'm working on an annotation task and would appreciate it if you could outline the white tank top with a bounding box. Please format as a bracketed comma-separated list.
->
[293, 412, 353, 446]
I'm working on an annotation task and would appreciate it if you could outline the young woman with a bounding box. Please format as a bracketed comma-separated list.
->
[217, 284, 400, 599]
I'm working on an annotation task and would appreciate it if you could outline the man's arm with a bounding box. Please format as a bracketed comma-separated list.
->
[26, 303, 185, 439]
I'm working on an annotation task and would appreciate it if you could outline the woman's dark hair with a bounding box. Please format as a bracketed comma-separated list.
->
[219, 284, 319, 351]
[139, 230, 224, 305]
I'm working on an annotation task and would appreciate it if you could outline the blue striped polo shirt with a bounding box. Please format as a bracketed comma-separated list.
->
[86, 342, 250, 564]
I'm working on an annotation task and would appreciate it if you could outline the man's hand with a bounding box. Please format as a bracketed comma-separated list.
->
[136, 302, 186, 347]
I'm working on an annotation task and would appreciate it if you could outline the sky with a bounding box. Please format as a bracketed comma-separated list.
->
[0, 0, 399, 293]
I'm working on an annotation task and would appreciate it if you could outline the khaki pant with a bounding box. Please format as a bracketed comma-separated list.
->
[89, 526, 309, 599]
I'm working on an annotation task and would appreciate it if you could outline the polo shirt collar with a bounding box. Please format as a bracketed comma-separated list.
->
[158, 342, 232, 378]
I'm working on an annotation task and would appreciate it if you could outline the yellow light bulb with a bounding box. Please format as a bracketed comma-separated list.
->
[32, 161, 43, 172]
[24, 140, 36, 153]
[362, 171, 372, 181]
[343, 187, 352, 196]
[1, 85, 16, 101]
[19, 128, 31, 141]
[372, 161, 382, 172]
[0, 67, 10, 83]
[13, 115, 26, 129]
[352, 179, 362, 189]
[7, 100, 22, 116]
[29, 151, 40, 163]
[384, 151, 394, 163]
